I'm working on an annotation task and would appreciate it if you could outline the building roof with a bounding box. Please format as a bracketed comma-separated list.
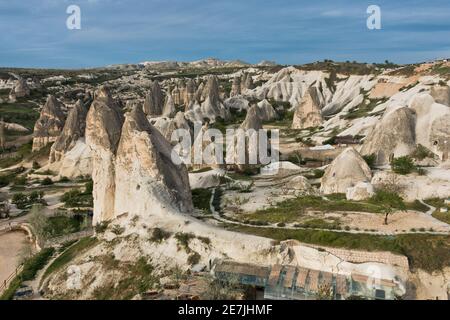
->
[283, 266, 296, 288]
[296, 267, 309, 288]
[215, 260, 270, 279]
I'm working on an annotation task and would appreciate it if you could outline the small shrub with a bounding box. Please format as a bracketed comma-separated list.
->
[363, 154, 376, 169]
[391, 156, 415, 175]
[150, 228, 172, 243]
[32, 161, 40, 169]
[197, 236, 211, 245]
[111, 225, 125, 235]
[312, 169, 324, 179]
[175, 232, 196, 252]
[411, 144, 434, 161]
[59, 176, 70, 183]
[41, 177, 53, 186]
[94, 221, 109, 234]
[187, 252, 201, 266]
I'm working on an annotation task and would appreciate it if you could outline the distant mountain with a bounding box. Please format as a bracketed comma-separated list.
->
[139, 58, 252, 69]
[257, 60, 278, 66]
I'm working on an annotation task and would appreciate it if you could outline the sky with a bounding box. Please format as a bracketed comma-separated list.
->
[1, 0, 450, 68]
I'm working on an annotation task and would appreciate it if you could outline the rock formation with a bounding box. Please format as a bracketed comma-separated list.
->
[230, 76, 241, 97]
[171, 85, 182, 106]
[86, 86, 124, 225]
[202, 75, 230, 120]
[409, 93, 450, 156]
[346, 182, 375, 201]
[256, 99, 278, 122]
[360, 107, 416, 166]
[114, 105, 193, 216]
[184, 79, 196, 107]
[224, 97, 249, 112]
[291, 87, 323, 129]
[9, 77, 30, 101]
[243, 73, 254, 90]
[162, 94, 176, 117]
[230, 105, 263, 171]
[320, 147, 372, 194]
[429, 114, 450, 161]
[191, 122, 223, 170]
[49, 100, 88, 163]
[240, 73, 248, 92]
[152, 111, 192, 143]
[143, 81, 164, 116]
[184, 76, 230, 123]
[32, 95, 66, 151]
[241, 105, 263, 131]
[430, 84, 450, 106]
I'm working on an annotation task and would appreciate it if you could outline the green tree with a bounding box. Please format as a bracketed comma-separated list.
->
[370, 189, 406, 225]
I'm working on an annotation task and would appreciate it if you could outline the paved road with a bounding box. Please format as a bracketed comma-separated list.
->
[418, 199, 436, 216]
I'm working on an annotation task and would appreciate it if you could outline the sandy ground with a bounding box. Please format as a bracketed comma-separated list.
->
[0, 231, 31, 284]
[338, 210, 450, 233]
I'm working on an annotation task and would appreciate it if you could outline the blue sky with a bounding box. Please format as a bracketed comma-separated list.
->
[1, 0, 450, 68]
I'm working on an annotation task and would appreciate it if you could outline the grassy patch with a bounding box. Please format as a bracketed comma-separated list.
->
[405, 200, 429, 213]
[91, 257, 157, 300]
[42, 237, 98, 281]
[296, 218, 341, 230]
[240, 195, 385, 224]
[0, 102, 39, 130]
[432, 211, 450, 224]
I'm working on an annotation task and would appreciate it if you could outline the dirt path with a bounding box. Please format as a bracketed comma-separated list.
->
[0, 231, 31, 285]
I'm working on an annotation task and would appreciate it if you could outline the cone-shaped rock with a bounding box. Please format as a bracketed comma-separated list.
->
[320, 147, 372, 194]
[162, 94, 176, 117]
[185, 79, 196, 106]
[114, 105, 193, 216]
[143, 81, 164, 116]
[241, 105, 263, 130]
[257, 99, 278, 122]
[200, 75, 230, 121]
[32, 95, 66, 151]
[360, 107, 416, 166]
[291, 87, 323, 129]
[49, 99, 87, 163]
[9, 77, 30, 100]
[230, 76, 241, 97]
[86, 86, 124, 225]
[244, 73, 254, 90]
